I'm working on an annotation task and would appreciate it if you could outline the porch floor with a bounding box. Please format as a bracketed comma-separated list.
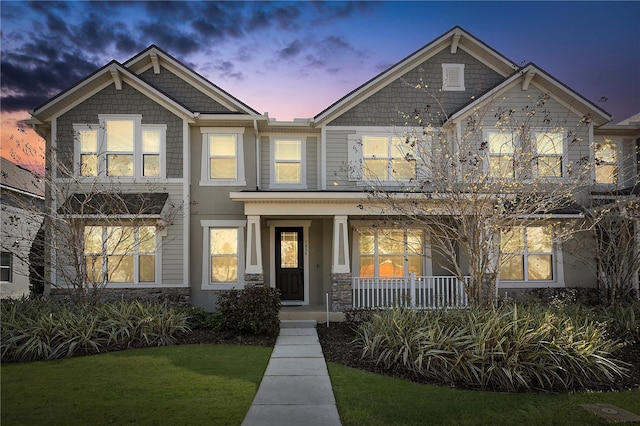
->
[279, 304, 345, 323]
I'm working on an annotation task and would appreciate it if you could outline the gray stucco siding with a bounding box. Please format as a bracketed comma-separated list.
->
[328, 48, 504, 127]
[56, 83, 183, 179]
[139, 68, 232, 113]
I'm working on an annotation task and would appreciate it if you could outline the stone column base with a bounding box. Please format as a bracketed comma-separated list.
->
[331, 272, 352, 312]
[244, 273, 265, 287]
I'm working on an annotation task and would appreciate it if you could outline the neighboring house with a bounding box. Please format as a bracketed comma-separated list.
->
[29, 27, 639, 313]
[0, 157, 45, 298]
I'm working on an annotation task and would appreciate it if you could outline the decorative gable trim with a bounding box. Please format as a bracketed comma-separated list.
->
[313, 26, 517, 126]
[124, 45, 262, 116]
[31, 62, 195, 123]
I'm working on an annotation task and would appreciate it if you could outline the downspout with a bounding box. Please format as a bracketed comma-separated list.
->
[254, 119, 260, 190]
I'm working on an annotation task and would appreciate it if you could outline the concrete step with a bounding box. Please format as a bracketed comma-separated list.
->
[280, 319, 317, 329]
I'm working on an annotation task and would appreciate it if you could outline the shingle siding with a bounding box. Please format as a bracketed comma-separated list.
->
[139, 68, 232, 113]
[328, 48, 504, 127]
[57, 83, 183, 178]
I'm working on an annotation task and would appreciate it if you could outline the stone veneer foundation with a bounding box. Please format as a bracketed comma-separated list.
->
[331, 273, 352, 311]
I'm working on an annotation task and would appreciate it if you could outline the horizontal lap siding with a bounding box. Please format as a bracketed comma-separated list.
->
[326, 130, 357, 190]
[306, 137, 318, 189]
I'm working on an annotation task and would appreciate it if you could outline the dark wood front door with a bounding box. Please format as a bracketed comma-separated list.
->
[275, 227, 304, 301]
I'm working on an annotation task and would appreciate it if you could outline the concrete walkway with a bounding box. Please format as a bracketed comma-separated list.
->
[242, 320, 342, 426]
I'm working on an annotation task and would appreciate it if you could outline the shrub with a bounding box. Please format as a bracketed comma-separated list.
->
[1, 298, 190, 362]
[180, 307, 222, 330]
[356, 305, 628, 392]
[217, 286, 281, 336]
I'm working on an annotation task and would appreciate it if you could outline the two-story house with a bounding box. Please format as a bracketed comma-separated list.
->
[29, 27, 639, 314]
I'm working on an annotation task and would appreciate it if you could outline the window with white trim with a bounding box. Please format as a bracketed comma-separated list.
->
[1, 252, 13, 283]
[74, 115, 166, 178]
[357, 229, 423, 277]
[270, 137, 306, 188]
[442, 64, 465, 91]
[83, 225, 158, 285]
[501, 226, 554, 281]
[200, 127, 246, 186]
[362, 135, 416, 181]
[533, 131, 564, 178]
[595, 141, 618, 184]
[486, 131, 515, 179]
[201, 220, 246, 289]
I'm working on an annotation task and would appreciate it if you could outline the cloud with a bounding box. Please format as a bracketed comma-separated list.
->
[213, 61, 245, 81]
[278, 40, 303, 59]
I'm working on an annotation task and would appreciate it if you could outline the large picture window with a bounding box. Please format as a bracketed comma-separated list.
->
[83, 225, 157, 285]
[501, 226, 554, 281]
[74, 115, 166, 179]
[358, 229, 422, 277]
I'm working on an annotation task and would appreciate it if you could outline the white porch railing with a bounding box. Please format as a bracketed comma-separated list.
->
[352, 274, 469, 309]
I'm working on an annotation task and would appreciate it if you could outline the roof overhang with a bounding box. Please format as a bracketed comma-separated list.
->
[58, 192, 169, 217]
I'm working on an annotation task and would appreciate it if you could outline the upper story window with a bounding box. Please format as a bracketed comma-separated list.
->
[501, 226, 554, 282]
[74, 115, 166, 179]
[595, 141, 618, 184]
[270, 137, 306, 188]
[442, 64, 465, 91]
[362, 135, 416, 181]
[533, 131, 564, 178]
[358, 229, 423, 277]
[486, 131, 515, 179]
[200, 127, 246, 187]
[1, 252, 13, 283]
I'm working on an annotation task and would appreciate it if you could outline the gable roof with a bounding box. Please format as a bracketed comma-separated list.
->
[124, 45, 261, 116]
[30, 60, 195, 123]
[446, 63, 612, 126]
[313, 26, 518, 125]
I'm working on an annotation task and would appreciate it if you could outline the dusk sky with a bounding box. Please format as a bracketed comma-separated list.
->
[1, 1, 639, 171]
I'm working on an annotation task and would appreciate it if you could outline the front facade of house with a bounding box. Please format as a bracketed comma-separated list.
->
[30, 27, 639, 312]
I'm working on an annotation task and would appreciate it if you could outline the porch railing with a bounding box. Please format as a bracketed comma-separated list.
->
[352, 274, 469, 309]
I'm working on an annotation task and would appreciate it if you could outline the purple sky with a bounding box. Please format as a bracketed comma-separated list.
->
[1, 1, 639, 125]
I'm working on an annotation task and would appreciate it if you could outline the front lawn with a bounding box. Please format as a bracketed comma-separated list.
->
[1, 344, 272, 425]
[328, 362, 640, 426]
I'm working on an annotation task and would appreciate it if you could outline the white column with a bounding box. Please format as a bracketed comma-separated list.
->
[245, 215, 263, 274]
[332, 215, 350, 273]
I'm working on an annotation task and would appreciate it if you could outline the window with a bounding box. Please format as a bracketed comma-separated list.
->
[74, 115, 166, 178]
[200, 128, 245, 186]
[358, 229, 422, 277]
[533, 132, 564, 178]
[270, 137, 306, 188]
[486, 131, 515, 179]
[501, 226, 554, 281]
[83, 225, 157, 285]
[442, 64, 465, 91]
[201, 220, 246, 289]
[1, 252, 13, 282]
[595, 141, 618, 184]
[362, 136, 416, 181]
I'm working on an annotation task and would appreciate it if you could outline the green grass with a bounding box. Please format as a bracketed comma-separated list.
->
[1, 344, 272, 425]
[328, 362, 640, 426]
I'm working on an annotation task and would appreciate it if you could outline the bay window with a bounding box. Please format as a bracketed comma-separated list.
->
[83, 225, 158, 285]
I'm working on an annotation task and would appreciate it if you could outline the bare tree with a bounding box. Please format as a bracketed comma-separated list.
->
[2, 127, 183, 304]
[354, 93, 595, 306]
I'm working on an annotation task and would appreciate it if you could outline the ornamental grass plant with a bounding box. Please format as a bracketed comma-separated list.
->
[356, 304, 629, 392]
[1, 298, 190, 362]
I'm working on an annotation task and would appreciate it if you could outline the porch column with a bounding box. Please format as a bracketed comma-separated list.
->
[245, 215, 263, 286]
[332, 216, 350, 273]
[331, 216, 352, 311]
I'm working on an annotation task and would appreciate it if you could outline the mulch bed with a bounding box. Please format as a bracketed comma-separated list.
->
[316, 322, 640, 392]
